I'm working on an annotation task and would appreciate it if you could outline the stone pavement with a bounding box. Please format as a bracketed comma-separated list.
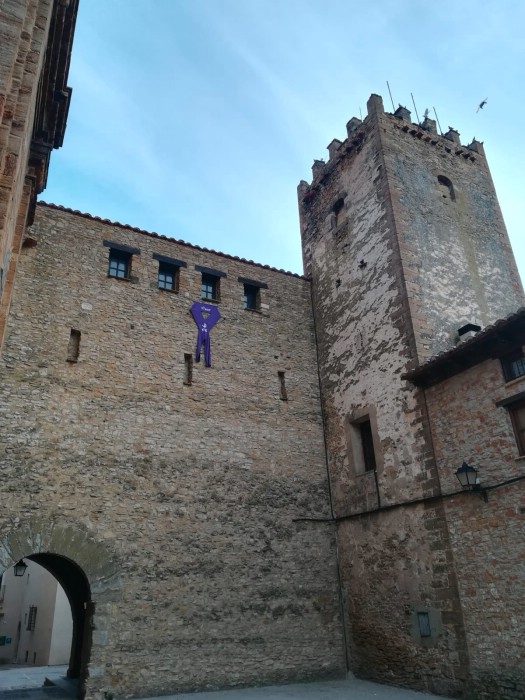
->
[0, 668, 455, 700]
[144, 677, 453, 700]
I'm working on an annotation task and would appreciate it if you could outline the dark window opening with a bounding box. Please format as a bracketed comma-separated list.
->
[67, 329, 81, 362]
[418, 612, 431, 638]
[278, 371, 288, 401]
[509, 399, 525, 456]
[501, 350, 525, 383]
[158, 262, 178, 291]
[243, 284, 259, 310]
[184, 353, 193, 386]
[108, 250, 131, 279]
[201, 273, 219, 301]
[333, 198, 345, 228]
[27, 606, 37, 632]
[359, 419, 377, 472]
[437, 175, 456, 201]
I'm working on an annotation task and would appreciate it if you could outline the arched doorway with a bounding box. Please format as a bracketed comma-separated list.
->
[26, 554, 92, 685]
[0, 519, 121, 699]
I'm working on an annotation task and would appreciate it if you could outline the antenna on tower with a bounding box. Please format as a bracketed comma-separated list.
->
[410, 93, 420, 124]
[433, 106, 444, 135]
[359, 107, 363, 121]
[386, 81, 395, 112]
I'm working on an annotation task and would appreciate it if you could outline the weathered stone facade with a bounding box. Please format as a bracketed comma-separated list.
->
[0, 203, 345, 697]
[1, 5, 525, 700]
[298, 95, 525, 698]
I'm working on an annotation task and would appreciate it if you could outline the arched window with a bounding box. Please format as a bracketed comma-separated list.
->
[437, 175, 455, 201]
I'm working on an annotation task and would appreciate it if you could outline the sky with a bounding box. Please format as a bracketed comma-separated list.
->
[44, 0, 525, 279]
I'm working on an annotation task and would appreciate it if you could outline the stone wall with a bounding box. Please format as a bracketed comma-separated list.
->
[297, 96, 468, 696]
[426, 356, 525, 699]
[378, 102, 524, 362]
[0, 0, 53, 345]
[0, 203, 345, 698]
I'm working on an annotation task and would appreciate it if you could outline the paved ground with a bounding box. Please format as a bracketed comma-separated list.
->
[0, 667, 454, 700]
[144, 677, 453, 700]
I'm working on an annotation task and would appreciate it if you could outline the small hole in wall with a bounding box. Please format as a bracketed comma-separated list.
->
[278, 371, 288, 401]
[66, 329, 81, 362]
[183, 353, 193, 386]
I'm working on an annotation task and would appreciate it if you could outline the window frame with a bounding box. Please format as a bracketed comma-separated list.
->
[346, 407, 382, 477]
[27, 605, 37, 632]
[501, 349, 525, 383]
[158, 261, 179, 292]
[108, 249, 131, 279]
[243, 283, 260, 311]
[201, 273, 219, 301]
[509, 399, 525, 456]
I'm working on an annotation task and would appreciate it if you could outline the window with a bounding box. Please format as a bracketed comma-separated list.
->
[417, 612, 431, 638]
[509, 400, 525, 456]
[27, 606, 37, 632]
[437, 175, 456, 201]
[238, 276, 267, 310]
[347, 409, 381, 476]
[243, 284, 259, 310]
[333, 198, 345, 228]
[501, 350, 525, 383]
[153, 253, 186, 292]
[66, 329, 81, 362]
[103, 240, 140, 280]
[201, 273, 219, 301]
[108, 250, 130, 279]
[195, 265, 226, 302]
[359, 419, 377, 472]
[158, 262, 177, 291]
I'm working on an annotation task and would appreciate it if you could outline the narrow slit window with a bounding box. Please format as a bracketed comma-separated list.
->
[278, 371, 288, 401]
[333, 198, 345, 228]
[509, 399, 525, 456]
[66, 329, 81, 362]
[359, 419, 377, 472]
[183, 353, 193, 386]
[417, 612, 431, 638]
[27, 606, 37, 632]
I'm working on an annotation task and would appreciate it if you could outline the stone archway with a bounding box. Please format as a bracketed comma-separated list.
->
[0, 519, 121, 698]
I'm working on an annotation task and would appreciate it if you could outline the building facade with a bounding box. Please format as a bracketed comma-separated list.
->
[0, 3, 524, 700]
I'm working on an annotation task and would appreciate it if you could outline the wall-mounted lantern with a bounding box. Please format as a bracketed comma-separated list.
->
[454, 462, 488, 502]
[13, 559, 28, 577]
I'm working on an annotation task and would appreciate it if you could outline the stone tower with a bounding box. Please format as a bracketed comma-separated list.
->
[297, 94, 525, 694]
[0, 0, 77, 348]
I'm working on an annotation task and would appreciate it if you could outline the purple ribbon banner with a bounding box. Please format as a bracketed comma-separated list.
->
[190, 301, 221, 367]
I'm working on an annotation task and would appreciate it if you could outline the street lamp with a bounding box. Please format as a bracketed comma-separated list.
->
[454, 462, 488, 502]
[13, 559, 28, 577]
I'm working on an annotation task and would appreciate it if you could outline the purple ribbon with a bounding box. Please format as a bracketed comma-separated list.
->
[190, 301, 221, 367]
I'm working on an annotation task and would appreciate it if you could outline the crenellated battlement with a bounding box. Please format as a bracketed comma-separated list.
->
[299, 93, 485, 191]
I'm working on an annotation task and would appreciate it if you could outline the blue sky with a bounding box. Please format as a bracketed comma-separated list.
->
[44, 0, 524, 279]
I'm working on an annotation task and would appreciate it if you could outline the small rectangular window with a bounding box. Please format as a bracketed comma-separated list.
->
[201, 273, 219, 301]
[501, 350, 525, 383]
[66, 329, 81, 362]
[158, 262, 178, 291]
[278, 371, 287, 401]
[359, 419, 377, 472]
[243, 284, 259, 310]
[417, 612, 431, 638]
[108, 250, 131, 279]
[509, 400, 525, 456]
[183, 353, 193, 386]
[27, 606, 37, 632]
